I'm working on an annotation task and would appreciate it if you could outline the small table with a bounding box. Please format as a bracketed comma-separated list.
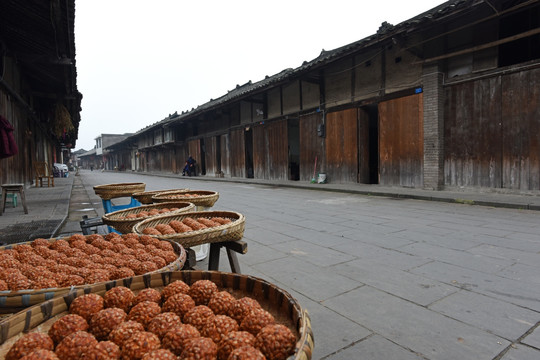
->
[0, 184, 28, 215]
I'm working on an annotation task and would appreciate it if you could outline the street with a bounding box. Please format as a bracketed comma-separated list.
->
[73, 170, 540, 360]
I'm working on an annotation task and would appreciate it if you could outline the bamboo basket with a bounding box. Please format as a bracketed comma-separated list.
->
[0, 237, 186, 314]
[93, 182, 146, 200]
[152, 190, 219, 208]
[102, 201, 195, 233]
[132, 189, 190, 204]
[132, 210, 245, 248]
[0, 271, 314, 360]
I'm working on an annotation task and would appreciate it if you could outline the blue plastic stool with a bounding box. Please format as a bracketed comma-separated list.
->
[6, 193, 17, 207]
[101, 197, 141, 233]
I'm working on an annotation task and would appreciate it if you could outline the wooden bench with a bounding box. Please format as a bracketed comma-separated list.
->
[34, 161, 54, 187]
[1, 184, 28, 215]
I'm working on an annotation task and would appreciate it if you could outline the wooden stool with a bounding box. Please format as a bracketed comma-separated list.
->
[1, 184, 28, 215]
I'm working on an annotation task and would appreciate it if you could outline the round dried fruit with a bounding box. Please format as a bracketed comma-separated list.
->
[208, 291, 236, 316]
[6, 333, 54, 360]
[69, 294, 104, 322]
[161, 280, 189, 300]
[48, 314, 89, 345]
[133, 288, 162, 306]
[188, 280, 218, 305]
[183, 305, 215, 333]
[140, 349, 177, 360]
[81, 340, 120, 360]
[181, 337, 217, 360]
[108, 320, 145, 347]
[103, 287, 135, 312]
[121, 331, 160, 360]
[228, 297, 262, 323]
[202, 315, 239, 343]
[19, 349, 58, 360]
[240, 308, 275, 336]
[217, 331, 255, 360]
[89, 308, 127, 340]
[147, 312, 182, 339]
[228, 345, 266, 360]
[55, 331, 98, 360]
[162, 293, 195, 319]
[254, 324, 296, 360]
[161, 324, 200, 356]
[127, 301, 161, 328]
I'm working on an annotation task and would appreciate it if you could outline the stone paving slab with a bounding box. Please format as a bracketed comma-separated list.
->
[428, 290, 540, 340]
[323, 286, 510, 360]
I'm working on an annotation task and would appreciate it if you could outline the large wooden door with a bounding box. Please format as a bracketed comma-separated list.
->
[326, 109, 358, 183]
[379, 93, 423, 187]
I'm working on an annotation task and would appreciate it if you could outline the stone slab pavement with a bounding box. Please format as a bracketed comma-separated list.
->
[1, 169, 540, 359]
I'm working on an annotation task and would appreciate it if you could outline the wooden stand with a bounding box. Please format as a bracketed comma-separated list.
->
[0, 184, 28, 215]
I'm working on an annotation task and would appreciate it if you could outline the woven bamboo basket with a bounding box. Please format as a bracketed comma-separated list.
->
[132, 188, 190, 204]
[0, 237, 186, 314]
[132, 210, 245, 248]
[0, 271, 314, 360]
[152, 190, 219, 208]
[93, 182, 146, 200]
[102, 201, 195, 233]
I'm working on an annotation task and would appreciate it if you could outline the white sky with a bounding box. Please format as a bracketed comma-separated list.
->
[74, 0, 444, 151]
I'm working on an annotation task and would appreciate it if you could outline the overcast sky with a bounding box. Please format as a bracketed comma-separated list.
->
[74, 0, 444, 151]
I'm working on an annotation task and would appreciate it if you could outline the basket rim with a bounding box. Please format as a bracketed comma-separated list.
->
[102, 202, 196, 233]
[152, 189, 218, 199]
[132, 210, 245, 246]
[132, 189, 190, 204]
[0, 237, 186, 297]
[93, 182, 146, 200]
[102, 201, 195, 220]
[0, 270, 314, 359]
[151, 190, 219, 206]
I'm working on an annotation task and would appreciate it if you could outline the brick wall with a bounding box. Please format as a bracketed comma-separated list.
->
[422, 63, 445, 190]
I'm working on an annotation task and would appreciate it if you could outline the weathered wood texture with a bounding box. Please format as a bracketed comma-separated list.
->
[230, 129, 246, 178]
[445, 78, 502, 188]
[220, 134, 230, 176]
[253, 125, 267, 179]
[299, 113, 324, 181]
[358, 108, 371, 183]
[326, 109, 358, 183]
[252, 120, 288, 180]
[187, 140, 201, 174]
[502, 68, 540, 190]
[267, 120, 288, 180]
[445, 68, 540, 190]
[379, 94, 424, 187]
[205, 136, 217, 176]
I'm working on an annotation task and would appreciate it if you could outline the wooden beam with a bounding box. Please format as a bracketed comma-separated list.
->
[418, 27, 540, 64]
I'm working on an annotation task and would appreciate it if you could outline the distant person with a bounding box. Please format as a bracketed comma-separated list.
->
[182, 155, 196, 176]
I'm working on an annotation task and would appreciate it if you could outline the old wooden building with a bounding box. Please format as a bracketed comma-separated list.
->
[0, 1, 81, 185]
[106, 0, 540, 193]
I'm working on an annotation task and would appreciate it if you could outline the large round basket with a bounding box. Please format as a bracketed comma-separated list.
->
[152, 190, 219, 208]
[0, 236, 186, 314]
[0, 271, 314, 360]
[132, 210, 245, 248]
[102, 201, 195, 233]
[132, 188, 189, 204]
[93, 182, 146, 200]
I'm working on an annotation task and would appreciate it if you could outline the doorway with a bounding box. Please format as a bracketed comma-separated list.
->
[244, 128, 254, 178]
[359, 105, 379, 184]
[287, 118, 300, 180]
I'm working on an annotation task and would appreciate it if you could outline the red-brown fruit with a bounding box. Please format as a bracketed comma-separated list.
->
[180, 337, 217, 360]
[161, 292, 195, 319]
[228, 345, 266, 360]
[254, 324, 296, 360]
[89, 308, 127, 340]
[183, 305, 215, 333]
[161, 280, 189, 300]
[103, 287, 135, 312]
[108, 320, 145, 347]
[127, 301, 161, 328]
[188, 280, 218, 306]
[161, 324, 200, 356]
[202, 315, 239, 343]
[6, 333, 54, 360]
[146, 312, 182, 339]
[55, 331, 98, 360]
[69, 294, 104, 322]
[217, 331, 256, 360]
[48, 314, 89, 345]
[121, 331, 160, 360]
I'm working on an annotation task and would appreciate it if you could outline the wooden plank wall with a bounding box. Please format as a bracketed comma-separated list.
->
[326, 109, 358, 183]
[188, 140, 200, 175]
[445, 78, 502, 188]
[205, 136, 217, 176]
[299, 113, 324, 181]
[502, 68, 540, 190]
[445, 68, 539, 191]
[379, 94, 423, 187]
[253, 125, 267, 179]
[358, 108, 370, 183]
[230, 129, 245, 178]
[220, 134, 230, 176]
[267, 120, 288, 180]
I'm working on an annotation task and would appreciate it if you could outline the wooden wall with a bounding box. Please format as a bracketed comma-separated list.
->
[267, 120, 288, 180]
[230, 129, 245, 178]
[188, 140, 201, 175]
[299, 112, 324, 181]
[326, 109, 358, 183]
[220, 134, 230, 176]
[205, 136, 218, 176]
[379, 93, 424, 187]
[445, 68, 540, 191]
[253, 125, 267, 179]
